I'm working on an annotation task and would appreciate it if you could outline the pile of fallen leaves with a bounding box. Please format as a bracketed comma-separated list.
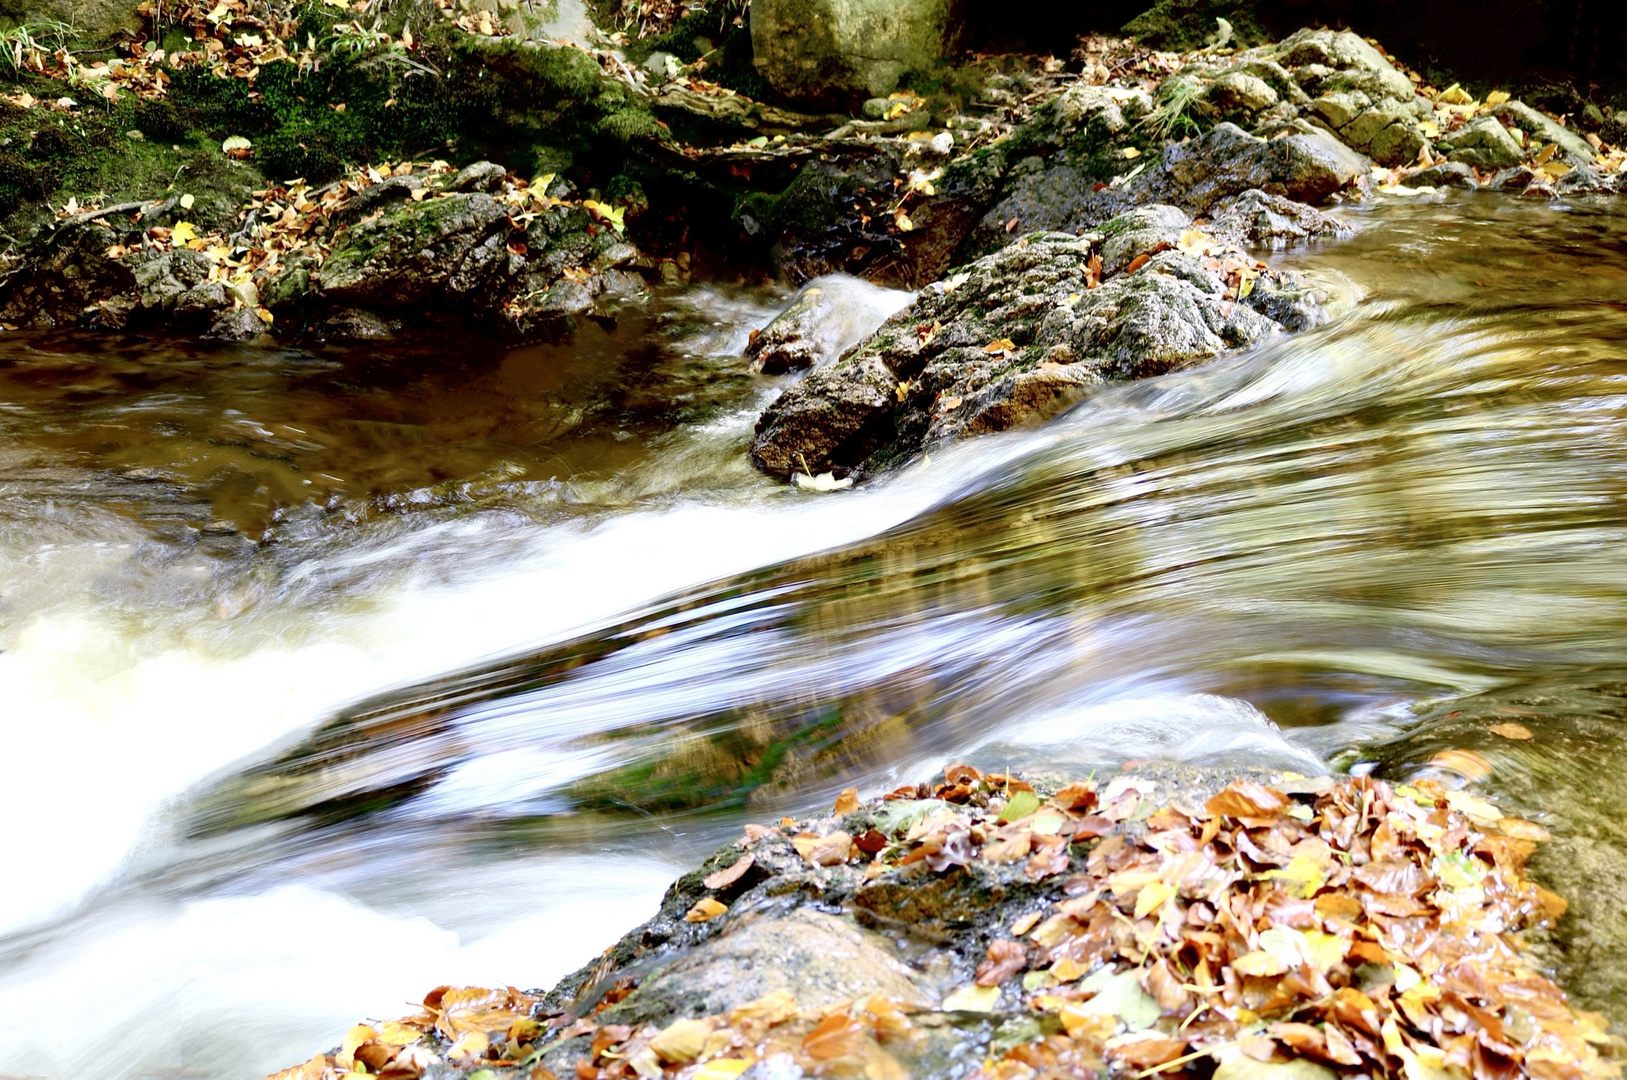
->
[270, 768, 1621, 1080]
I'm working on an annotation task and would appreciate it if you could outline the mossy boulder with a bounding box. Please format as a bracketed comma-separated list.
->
[317, 192, 515, 309]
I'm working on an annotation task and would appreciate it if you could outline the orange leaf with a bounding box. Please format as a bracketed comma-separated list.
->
[1487, 722, 1533, 740]
[1125, 252, 1151, 274]
[702, 854, 754, 891]
[685, 897, 728, 922]
[834, 787, 860, 815]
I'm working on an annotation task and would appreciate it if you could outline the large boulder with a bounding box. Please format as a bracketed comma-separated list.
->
[750, 0, 959, 102]
[317, 192, 515, 309]
[747, 275, 914, 374]
[751, 212, 1325, 479]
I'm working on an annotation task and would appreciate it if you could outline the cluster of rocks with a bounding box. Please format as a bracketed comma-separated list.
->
[749, 194, 1340, 479]
[0, 162, 647, 343]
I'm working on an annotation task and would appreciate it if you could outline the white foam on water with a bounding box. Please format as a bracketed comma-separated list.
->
[0, 863, 677, 1080]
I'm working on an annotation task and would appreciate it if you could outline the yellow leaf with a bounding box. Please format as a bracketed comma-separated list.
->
[941, 984, 1001, 1012]
[983, 338, 1016, 354]
[447, 1031, 488, 1062]
[1122, 146, 1141, 158]
[1134, 880, 1176, 919]
[685, 897, 728, 922]
[179, 193, 196, 210]
[1176, 228, 1214, 255]
[1437, 83, 1473, 105]
[893, 208, 914, 232]
[1487, 722, 1534, 740]
[1263, 853, 1326, 899]
[693, 1060, 752, 1080]
[171, 221, 198, 246]
[1232, 950, 1287, 977]
[650, 1018, 712, 1065]
[1485, 90, 1511, 107]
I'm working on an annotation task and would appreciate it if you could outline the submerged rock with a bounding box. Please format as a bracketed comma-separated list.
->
[751, 209, 1325, 479]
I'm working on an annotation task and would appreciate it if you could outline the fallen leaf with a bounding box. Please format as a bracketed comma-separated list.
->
[834, 787, 860, 815]
[1125, 252, 1151, 274]
[984, 338, 1017, 354]
[792, 831, 852, 867]
[702, 854, 754, 891]
[941, 984, 1001, 1012]
[684, 898, 728, 923]
[650, 1018, 711, 1064]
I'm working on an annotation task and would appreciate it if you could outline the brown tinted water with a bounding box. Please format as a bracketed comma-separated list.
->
[2, 193, 1627, 1079]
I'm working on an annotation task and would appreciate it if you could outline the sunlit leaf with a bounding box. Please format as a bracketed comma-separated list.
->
[941, 984, 1001, 1012]
[685, 897, 728, 922]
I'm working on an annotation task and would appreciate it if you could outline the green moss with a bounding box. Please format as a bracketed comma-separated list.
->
[1121, 0, 1269, 53]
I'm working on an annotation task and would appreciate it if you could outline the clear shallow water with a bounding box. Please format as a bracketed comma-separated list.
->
[3, 192, 1627, 1078]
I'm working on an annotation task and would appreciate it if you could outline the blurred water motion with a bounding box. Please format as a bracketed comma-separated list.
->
[2, 193, 1627, 1078]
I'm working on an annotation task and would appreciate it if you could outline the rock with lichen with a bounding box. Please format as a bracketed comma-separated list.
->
[749, 208, 1327, 480]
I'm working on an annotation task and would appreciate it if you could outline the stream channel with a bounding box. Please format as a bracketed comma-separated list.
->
[1, 192, 1626, 1079]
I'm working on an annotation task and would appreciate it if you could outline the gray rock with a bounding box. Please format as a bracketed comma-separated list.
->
[449, 161, 509, 194]
[626, 908, 933, 1021]
[750, 0, 957, 101]
[751, 223, 1322, 478]
[1493, 101, 1596, 166]
[1487, 165, 1543, 191]
[1310, 90, 1371, 129]
[1441, 115, 1524, 169]
[1049, 83, 1145, 145]
[204, 306, 270, 343]
[320, 307, 399, 341]
[747, 274, 914, 375]
[1205, 189, 1355, 248]
[1554, 165, 1626, 195]
[861, 97, 892, 120]
[1337, 101, 1427, 165]
[1097, 204, 1191, 277]
[1274, 28, 1415, 103]
[133, 249, 216, 312]
[1403, 161, 1477, 187]
[1085, 122, 1367, 227]
[1208, 70, 1279, 114]
[328, 175, 425, 226]
[318, 193, 513, 308]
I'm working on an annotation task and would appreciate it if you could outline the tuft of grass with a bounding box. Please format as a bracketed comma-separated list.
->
[1137, 75, 1212, 141]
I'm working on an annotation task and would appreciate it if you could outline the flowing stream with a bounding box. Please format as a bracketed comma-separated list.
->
[2, 192, 1627, 1079]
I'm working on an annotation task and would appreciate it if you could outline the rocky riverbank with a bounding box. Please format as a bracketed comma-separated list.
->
[7, 2, 1620, 479]
[269, 764, 1622, 1080]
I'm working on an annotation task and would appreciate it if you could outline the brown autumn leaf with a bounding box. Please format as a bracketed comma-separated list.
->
[854, 828, 888, 853]
[1052, 781, 1098, 812]
[833, 787, 860, 815]
[1487, 722, 1534, 740]
[792, 831, 853, 867]
[703, 854, 754, 891]
[802, 1012, 867, 1060]
[684, 897, 728, 922]
[1124, 252, 1151, 274]
[983, 338, 1017, 354]
[975, 940, 1028, 986]
[1205, 781, 1287, 821]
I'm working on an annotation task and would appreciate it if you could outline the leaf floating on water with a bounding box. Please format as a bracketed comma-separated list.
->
[684, 897, 728, 922]
[1487, 722, 1534, 740]
[702, 854, 754, 890]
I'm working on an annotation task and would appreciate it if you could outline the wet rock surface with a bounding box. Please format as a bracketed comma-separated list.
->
[751, 207, 1328, 480]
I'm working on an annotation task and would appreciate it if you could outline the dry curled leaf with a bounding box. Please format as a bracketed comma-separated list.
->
[702, 854, 754, 891]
